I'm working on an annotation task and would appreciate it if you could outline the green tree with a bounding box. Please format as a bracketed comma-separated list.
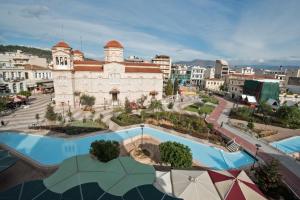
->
[276, 105, 300, 128]
[80, 94, 95, 110]
[90, 140, 120, 162]
[67, 108, 73, 121]
[219, 84, 228, 92]
[173, 78, 179, 95]
[124, 97, 132, 113]
[18, 90, 31, 98]
[159, 141, 192, 168]
[254, 159, 282, 193]
[165, 80, 173, 96]
[149, 100, 163, 121]
[258, 102, 273, 116]
[0, 97, 8, 112]
[45, 104, 57, 121]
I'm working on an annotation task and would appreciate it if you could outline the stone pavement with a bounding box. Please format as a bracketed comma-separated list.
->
[0, 94, 51, 131]
[206, 96, 300, 198]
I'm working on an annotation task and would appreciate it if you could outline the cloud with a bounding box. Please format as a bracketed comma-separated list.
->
[21, 5, 49, 18]
[0, 0, 299, 64]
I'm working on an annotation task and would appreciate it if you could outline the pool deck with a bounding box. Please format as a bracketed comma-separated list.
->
[206, 96, 300, 198]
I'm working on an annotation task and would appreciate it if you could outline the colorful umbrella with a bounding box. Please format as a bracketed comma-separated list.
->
[208, 169, 267, 200]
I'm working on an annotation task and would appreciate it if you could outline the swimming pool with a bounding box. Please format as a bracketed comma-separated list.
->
[0, 127, 254, 170]
[271, 136, 300, 154]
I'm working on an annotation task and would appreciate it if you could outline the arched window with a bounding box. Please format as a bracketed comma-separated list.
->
[64, 57, 68, 65]
[60, 57, 63, 65]
[56, 57, 59, 65]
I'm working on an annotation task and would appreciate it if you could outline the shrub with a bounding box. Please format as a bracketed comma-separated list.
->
[45, 104, 57, 121]
[18, 90, 31, 98]
[159, 141, 192, 168]
[229, 107, 253, 121]
[254, 159, 282, 194]
[247, 119, 254, 129]
[90, 140, 120, 162]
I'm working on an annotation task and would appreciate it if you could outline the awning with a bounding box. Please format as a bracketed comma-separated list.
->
[109, 89, 120, 94]
[171, 170, 221, 200]
[149, 90, 158, 95]
[0, 150, 18, 173]
[208, 169, 267, 200]
[43, 155, 155, 196]
[154, 171, 173, 195]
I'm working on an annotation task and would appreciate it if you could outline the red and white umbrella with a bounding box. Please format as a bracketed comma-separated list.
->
[208, 169, 267, 200]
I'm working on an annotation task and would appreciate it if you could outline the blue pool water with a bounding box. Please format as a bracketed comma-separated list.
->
[271, 136, 300, 154]
[0, 127, 254, 169]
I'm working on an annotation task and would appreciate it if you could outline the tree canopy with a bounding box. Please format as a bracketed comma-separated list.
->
[45, 104, 57, 121]
[254, 159, 282, 193]
[18, 91, 31, 98]
[159, 141, 192, 168]
[173, 78, 179, 94]
[124, 97, 132, 113]
[90, 140, 120, 162]
[80, 94, 95, 109]
[165, 80, 173, 96]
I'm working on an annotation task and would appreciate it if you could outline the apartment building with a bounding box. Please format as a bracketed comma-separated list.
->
[215, 59, 229, 78]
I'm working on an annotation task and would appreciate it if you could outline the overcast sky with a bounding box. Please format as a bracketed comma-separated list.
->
[0, 0, 300, 65]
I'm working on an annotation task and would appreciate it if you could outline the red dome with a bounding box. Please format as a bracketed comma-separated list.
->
[73, 50, 83, 55]
[53, 41, 70, 48]
[104, 40, 123, 48]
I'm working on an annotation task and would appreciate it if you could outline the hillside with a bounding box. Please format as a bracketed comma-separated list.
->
[0, 45, 52, 62]
[175, 59, 215, 66]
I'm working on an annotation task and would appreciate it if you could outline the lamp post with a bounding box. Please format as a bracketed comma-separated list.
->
[61, 102, 65, 122]
[140, 124, 145, 148]
[252, 143, 262, 170]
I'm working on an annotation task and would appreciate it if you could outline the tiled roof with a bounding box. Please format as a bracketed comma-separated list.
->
[73, 60, 105, 65]
[104, 40, 123, 48]
[74, 66, 103, 72]
[72, 50, 83, 55]
[53, 41, 70, 48]
[125, 67, 161, 73]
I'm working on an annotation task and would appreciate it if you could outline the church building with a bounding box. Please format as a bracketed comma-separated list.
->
[52, 40, 163, 108]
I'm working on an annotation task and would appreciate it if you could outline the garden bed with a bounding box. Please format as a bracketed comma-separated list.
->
[111, 111, 226, 146]
[184, 103, 215, 114]
[29, 120, 107, 135]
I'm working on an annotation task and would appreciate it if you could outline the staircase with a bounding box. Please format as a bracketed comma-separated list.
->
[226, 139, 240, 152]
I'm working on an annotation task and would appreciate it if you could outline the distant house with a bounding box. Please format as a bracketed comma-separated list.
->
[287, 77, 300, 94]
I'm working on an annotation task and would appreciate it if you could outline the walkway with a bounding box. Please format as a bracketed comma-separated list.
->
[206, 96, 300, 197]
[0, 94, 51, 131]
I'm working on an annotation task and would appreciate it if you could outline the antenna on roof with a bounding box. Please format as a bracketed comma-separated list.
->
[80, 36, 83, 51]
[61, 24, 64, 41]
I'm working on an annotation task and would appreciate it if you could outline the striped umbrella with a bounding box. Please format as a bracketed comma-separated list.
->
[208, 169, 267, 200]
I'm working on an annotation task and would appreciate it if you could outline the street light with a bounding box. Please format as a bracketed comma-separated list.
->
[251, 143, 262, 169]
[140, 124, 145, 147]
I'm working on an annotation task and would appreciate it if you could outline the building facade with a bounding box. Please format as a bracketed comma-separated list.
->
[215, 60, 229, 79]
[190, 66, 206, 86]
[151, 55, 171, 85]
[204, 79, 224, 91]
[0, 50, 52, 94]
[52, 40, 163, 108]
[204, 66, 215, 79]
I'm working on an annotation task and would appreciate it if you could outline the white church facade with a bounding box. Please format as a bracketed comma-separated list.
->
[52, 40, 163, 108]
